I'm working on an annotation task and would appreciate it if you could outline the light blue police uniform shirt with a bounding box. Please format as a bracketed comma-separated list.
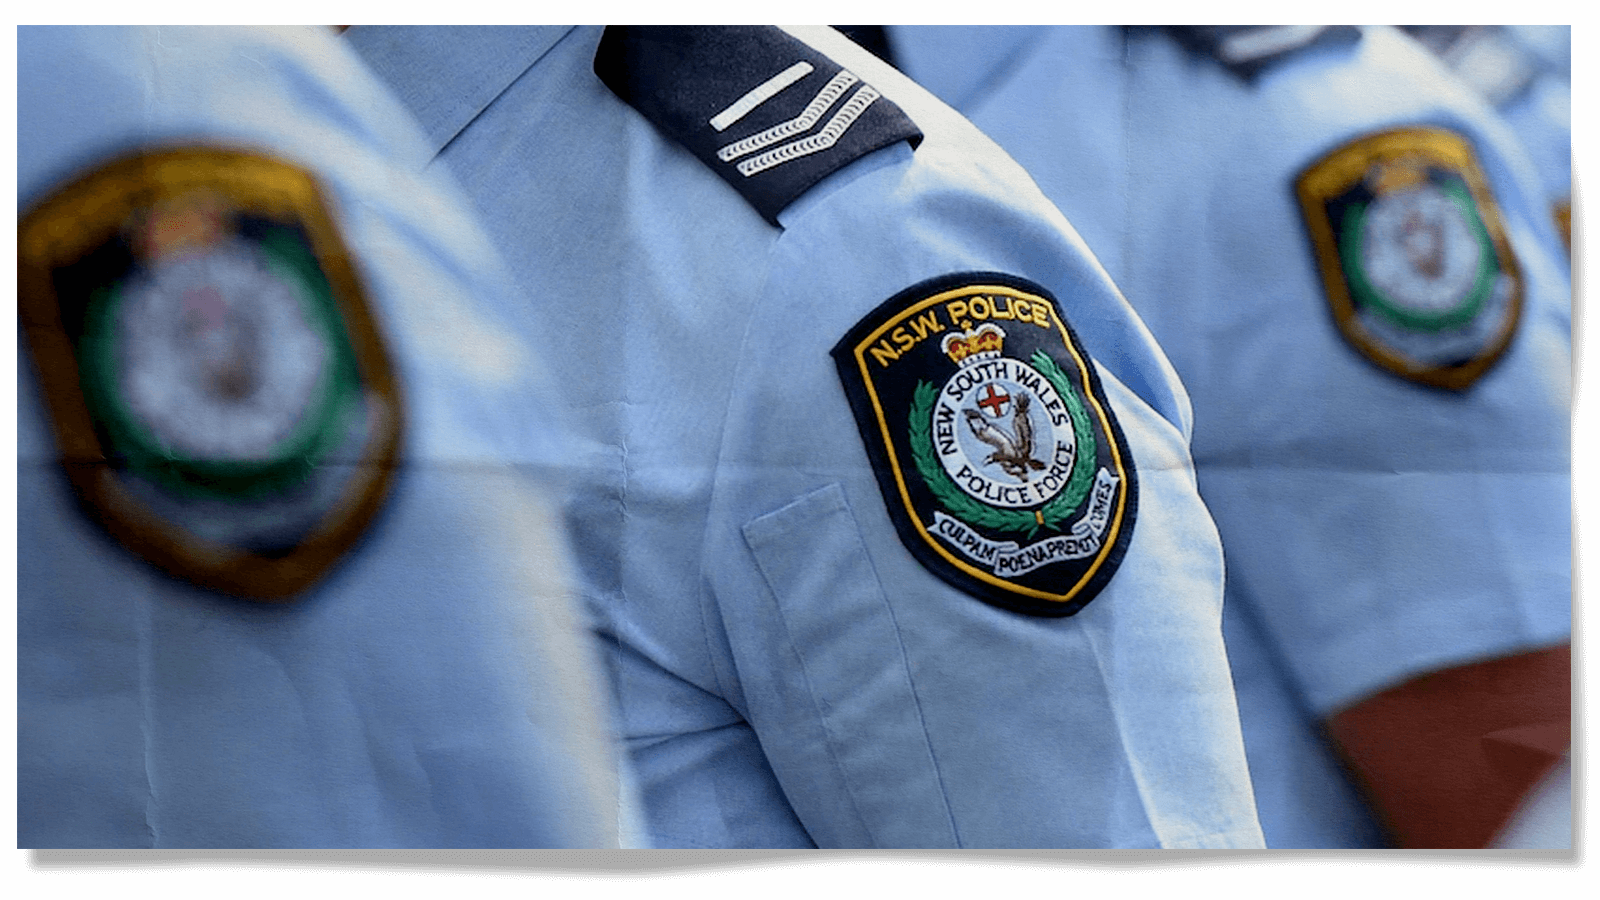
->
[1405, 26, 1571, 244]
[889, 25, 1571, 848]
[1492, 27, 1571, 221]
[349, 24, 1265, 850]
[18, 25, 634, 848]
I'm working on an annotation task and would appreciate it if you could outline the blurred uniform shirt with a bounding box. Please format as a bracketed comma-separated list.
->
[1402, 25, 1572, 249]
[18, 25, 633, 848]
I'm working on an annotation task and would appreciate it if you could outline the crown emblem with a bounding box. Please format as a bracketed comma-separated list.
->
[941, 323, 1005, 366]
[1365, 155, 1431, 196]
[134, 191, 230, 262]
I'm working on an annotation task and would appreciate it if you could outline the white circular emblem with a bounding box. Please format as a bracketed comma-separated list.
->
[114, 240, 331, 462]
[934, 357, 1076, 509]
[1359, 184, 1483, 317]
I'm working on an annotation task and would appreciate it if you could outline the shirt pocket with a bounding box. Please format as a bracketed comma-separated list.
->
[741, 481, 958, 848]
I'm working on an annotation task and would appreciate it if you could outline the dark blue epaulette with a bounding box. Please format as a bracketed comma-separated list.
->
[1401, 26, 1540, 106]
[594, 26, 923, 225]
[1162, 26, 1362, 80]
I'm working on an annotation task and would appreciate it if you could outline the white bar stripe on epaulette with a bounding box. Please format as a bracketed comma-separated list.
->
[710, 60, 815, 132]
[1444, 28, 1536, 106]
[716, 70, 859, 162]
[735, 84, 881, 177]
[1218, 25, 1325, 65]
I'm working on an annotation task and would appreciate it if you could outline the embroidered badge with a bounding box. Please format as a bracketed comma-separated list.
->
[832, 273, 1137, 616]
[1296, 127, 1523, 390]
[18, 148, 403, 600]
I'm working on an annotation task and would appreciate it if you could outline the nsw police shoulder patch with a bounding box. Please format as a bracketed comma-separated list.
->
[832, 273, 1137, 617]
[1296, 127, 1523, 390]
[18, 148, 403, 601]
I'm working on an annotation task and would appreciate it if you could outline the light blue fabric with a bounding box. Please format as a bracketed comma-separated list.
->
[889, 25, 1571, 848]
[1422, 26, 1571, 236]
[17, 25, 634, 848]
[348, 24, 1265, 849]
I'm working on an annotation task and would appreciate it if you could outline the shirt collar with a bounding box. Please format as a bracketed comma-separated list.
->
[345, 26, 576, 156]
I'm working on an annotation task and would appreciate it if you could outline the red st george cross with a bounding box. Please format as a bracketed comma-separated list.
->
[977, 383, 1011, 417]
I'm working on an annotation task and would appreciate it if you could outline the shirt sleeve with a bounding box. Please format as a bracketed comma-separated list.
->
[696, 94, 1262, 847]
[17, 25, 633, 848]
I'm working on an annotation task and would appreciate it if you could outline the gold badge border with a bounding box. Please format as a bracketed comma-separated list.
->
[18, 147, 404, 602]
[848, 283, 1132, 605]
[1295, 126, 1523, 391]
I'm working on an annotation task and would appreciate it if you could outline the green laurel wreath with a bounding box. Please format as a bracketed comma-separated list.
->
[909, 350, 1097, 539]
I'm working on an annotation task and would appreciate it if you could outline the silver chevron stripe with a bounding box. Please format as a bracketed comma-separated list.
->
[716, 70, 859, 162]
[735, 84, 881, 177]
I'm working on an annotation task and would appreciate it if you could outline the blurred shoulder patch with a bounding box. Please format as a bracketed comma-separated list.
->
[1295, 127, 1523, 390]
[18, 147, 403, 600]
